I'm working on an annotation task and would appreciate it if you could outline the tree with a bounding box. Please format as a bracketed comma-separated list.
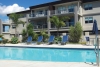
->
[50, 16, 69, 36]
[27, 23, 34, 36]
[69, 22, 82, 43]
[39, 30, 49, 42]
[9, 13, 25, 37]
[22, 29, 27, 42]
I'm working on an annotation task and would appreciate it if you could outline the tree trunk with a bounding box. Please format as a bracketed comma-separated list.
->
[57, 28, 59, 37]
[15, 27, 17, 37]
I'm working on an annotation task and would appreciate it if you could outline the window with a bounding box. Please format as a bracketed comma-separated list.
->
[68, 5, 74, 12]
[85, 17, 93, 23]
[58, 6, 67, 11]
[84, 4, 92, 10]
[12, 25, 16, 29]
[38, 10, 43, 14]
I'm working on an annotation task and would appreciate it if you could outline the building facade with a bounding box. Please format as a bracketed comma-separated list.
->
[1, 0, 100, 43]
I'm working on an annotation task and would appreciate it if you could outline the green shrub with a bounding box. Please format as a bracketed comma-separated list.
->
[54, 36, 62, 44]
[11, 37, 18, 44]
[79, 42, 86, 45]
[22, 29, 27, 42]
[69, 22, 82, 43]
[2, 39, 8, 44]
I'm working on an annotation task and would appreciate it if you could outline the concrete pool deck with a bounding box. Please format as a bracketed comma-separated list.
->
[0, 60, 97, 67]
[0, 43, 97, 49]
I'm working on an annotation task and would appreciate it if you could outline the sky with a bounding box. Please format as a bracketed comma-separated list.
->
[0, 0, 56, 22]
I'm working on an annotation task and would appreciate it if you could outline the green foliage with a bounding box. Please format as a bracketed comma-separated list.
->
[0, 35, 4, 39]
[22, 23, 34, 42]
[39, 30, 49, 42]
[9, 13, 25, 37]
[50, 16, 69, 36]
[11, 37, 18, 44]
[69, 22, 82, 43]
[32, 32, 38, 41]
[22, 29, 27, 42]
[27, 23, 34, 36]
[2, 39, 8, 44]
[79, 42, 86, 45]
[54, 36, 62, 44]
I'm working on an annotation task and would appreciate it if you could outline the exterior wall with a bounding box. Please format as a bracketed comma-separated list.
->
[3, 34, 10, 40]
[82, 1, 100, 15]
[82, 14, 100, 31]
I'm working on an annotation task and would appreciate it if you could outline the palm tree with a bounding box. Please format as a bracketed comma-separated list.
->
[50, 16, 69, 36]
[9, 13, 25, 37]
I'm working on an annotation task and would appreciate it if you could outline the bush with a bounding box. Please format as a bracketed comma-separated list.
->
[69, 22, 82, 43]
[79, 42, 86, 45]
[54, 36, 62, 44]
[39, 30, 49, 42]
[22, 29, 27, 42]
[2, 39, 8, 44]
[11, 37, 18, 44]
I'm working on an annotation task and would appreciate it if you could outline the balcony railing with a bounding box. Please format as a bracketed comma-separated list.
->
[29, 11, 47, 18]
[50, 9, 74, 15]
[51, 22, 75, 29]
[34, 24, 47, 29]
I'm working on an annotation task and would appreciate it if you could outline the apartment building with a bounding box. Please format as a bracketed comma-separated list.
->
[1, 0, 100, 42]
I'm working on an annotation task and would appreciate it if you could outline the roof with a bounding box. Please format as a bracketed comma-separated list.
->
[7, 10, 31, 16]
[29, 0, 99, 9]
[29, 0, 79, 9]
[7, 0, 99, 16]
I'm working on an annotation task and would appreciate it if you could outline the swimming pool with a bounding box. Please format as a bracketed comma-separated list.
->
[0, 46, 98, 62]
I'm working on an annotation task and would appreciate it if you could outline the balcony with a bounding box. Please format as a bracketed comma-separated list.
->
[51, 22, 75, 29]
[50, 9, 74, 16]
[34, 24, 47, 30]
[29, 11, 47, 18]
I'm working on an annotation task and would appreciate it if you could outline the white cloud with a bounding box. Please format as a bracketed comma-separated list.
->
[0, 3, 29, 15]
[3, 19, 9, 23]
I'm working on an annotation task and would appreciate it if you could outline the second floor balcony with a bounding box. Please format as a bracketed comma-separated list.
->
[51, 8, 74, 15]
[34, 24, 47, 30]
[29, 11, 47, 18]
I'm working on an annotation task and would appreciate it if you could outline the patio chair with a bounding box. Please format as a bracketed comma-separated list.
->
[37, 36, 43, 44]
[61, 35, 68, 45]
[85, 37, 90, 45]
[48, 35, 55, 45]
[26, 36, 32, 44]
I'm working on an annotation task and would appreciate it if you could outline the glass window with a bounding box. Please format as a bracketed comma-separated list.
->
[84, 4, 92, 10]
[85, 17, 93, 23]
[85, 17, 89, 23]
[12, 25, 16, 29]
[68, 5, 74, 12]
[88, 4, 92, 10]
[89, 17, 93, 23]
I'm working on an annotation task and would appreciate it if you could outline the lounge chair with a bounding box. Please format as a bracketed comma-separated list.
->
[48, 35, 55, 45]
[37, 36, 43, 44]
[61, 35, 68, 45]
[26, 36, 32, 44]
[85, 37, 90, 45]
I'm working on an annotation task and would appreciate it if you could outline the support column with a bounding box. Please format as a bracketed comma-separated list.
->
[74, 6, 78, 23]
[0, 19, 2, 35]
[47, 10, 51, 35]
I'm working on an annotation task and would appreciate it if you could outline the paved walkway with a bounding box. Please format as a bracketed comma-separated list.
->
[0, 60, 97, 67]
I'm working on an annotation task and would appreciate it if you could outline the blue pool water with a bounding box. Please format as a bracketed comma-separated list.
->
[0, 46, 99, 62]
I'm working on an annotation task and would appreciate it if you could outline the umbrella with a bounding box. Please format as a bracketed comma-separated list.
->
[92, 20, 98, 35]
[92, 19, 99, 66]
